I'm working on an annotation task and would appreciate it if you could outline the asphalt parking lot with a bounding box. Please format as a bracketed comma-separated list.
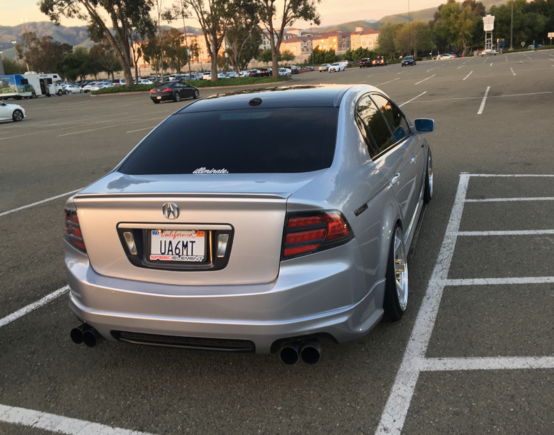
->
[1, 50, 554, 434]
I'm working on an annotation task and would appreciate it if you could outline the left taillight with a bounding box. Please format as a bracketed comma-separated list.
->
[64, 209, 86, 252]
[149, 89, 155, 93]
[282, 212, 352, 259]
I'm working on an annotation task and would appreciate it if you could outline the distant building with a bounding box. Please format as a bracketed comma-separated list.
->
[311, 31, 351, 54]
[280, 36, 314, 61]
[260, 31, 295, 52]
[350, 27, 379, 51]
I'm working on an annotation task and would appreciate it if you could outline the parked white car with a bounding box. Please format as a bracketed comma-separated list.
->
[65, 83, 83, 94]
[202, 72, 211, 80]
[90, 82, 114, 92]
[278, 68, 292, 77]
[319, 64, 331, 72]
[0, 101, 25, 122]
[139, 79, 154, 84]
[328, 62, 346, 72]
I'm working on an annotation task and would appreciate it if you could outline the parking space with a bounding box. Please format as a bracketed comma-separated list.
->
[1, 54, 554, 434]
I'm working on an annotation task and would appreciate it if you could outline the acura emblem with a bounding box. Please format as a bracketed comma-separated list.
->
[162, 203, 179, 220]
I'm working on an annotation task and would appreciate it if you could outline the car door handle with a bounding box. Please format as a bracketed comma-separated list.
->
[410, 155, 417, 164]
[390, 173, 401, 185]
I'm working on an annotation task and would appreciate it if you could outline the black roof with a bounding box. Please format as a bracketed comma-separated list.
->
[178, 85, 353, 112]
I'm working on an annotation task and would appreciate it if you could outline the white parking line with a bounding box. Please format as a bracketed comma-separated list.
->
[422, 357, 554, 371]
[0, 403, 154, 435]
[0, 285, 69, 328]
[477, 86, 490, 114]
[458, 229, 554, 236]
[466, 197, 554, 202]
[399, 91, 427, 107]
[58, 116, 167, 137]
[457, 62, 466, 69]
[0, 189, 81, 218]
[376, 174, 470, 435]
[415, 74, 435, 85]
[376, 77, 400, 86]
[467, 173, 554, 177]
[463, 71, 473, 80]
[490, 62, 493, 66]
[511, 67, 516, 75]
[445, 276, 554, 286]
[426, 68, 434, 72]
[127, 126, 155, 133]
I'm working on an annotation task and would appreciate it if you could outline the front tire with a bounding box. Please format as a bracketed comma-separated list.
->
[12, 110, 24, 122]
[173, 92, 181, 102]
[193, 90, 199, 99]
[424, 149, 433, 204]
[383, 225, 408, 321]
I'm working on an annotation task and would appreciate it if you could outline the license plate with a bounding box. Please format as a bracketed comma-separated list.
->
[157, 96, 161, 99]
[150, 230, 206, 262]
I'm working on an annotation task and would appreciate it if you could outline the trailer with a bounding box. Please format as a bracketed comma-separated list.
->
[0, 72, 63, 100]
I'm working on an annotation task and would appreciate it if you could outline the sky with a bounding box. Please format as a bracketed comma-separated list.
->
[0, 0, 444, 29]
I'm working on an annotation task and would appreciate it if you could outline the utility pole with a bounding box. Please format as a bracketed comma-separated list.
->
[510, 0, 513, 50]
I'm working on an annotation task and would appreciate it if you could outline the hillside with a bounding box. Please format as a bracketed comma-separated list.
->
[0, 21, 202, 59]
[379, 0, 508, 24]
[311, 20, 382, 34]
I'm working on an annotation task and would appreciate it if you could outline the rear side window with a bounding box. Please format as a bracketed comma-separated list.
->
[371, 94, 410, 144]
[119, 108, 339, 174]
[356, 95, 393, 155]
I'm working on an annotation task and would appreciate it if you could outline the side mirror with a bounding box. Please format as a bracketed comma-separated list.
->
[414, 118, 434, 133]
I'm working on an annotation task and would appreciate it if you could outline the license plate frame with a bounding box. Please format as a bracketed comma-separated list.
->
[149, 229, 207, 263]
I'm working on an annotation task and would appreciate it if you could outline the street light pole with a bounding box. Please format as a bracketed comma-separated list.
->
[510, 0, 513, 50]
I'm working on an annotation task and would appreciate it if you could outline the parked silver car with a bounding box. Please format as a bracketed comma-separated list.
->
[65, 85, 434, 364]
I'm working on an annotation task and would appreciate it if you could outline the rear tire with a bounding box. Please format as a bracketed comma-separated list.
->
[383, 225, 408, 321]
[424, 149, 433, 204]
[12, 110, 24, 122]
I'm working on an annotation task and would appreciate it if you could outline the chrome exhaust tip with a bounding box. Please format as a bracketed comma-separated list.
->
[300, 339, 321, 365]
[279, 342, 301, 365]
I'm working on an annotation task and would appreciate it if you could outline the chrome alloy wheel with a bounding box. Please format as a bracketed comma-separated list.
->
[394, 227, 408, 311]
[427, 150, 434, 198]
[13, 110, 23, 122]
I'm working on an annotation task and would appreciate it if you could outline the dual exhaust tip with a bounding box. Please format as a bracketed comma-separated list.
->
[280, 339, 321, 365]
[70, 324, 103, 348]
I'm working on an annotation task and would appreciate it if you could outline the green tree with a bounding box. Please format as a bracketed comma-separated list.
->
[57, 46, 101, 81]
[224, 0, 263, 72]
[280, 49, 295, 62]
[90, 40, 123, 80]
[395, 20, 435, 56]
[39, 0, 156, 88]
[378, 22, 404, 59]
[256, 0, 321, 77]
[186, 0, 232, 81]
[432, 0, 482, 53]
[163, 28, 189, 72]
[15, 31, 72, 74]
[258, 48, 273, 64]
[2, 57, 26, 75]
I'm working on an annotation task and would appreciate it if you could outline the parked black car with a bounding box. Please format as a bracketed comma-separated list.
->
[401, 56, 417, 67]
[150, 81, 200, 104]
[360, 58, 372, 68]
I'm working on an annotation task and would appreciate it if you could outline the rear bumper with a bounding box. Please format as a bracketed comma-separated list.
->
[66, 240, 385, 354]
[151, 95, 173, 101]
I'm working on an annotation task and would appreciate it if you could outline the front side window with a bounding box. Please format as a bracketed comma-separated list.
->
[371, 94, 410, 144]
[119, 108, 339, 175]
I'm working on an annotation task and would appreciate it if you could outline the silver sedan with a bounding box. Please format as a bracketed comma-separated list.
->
[65, 85, 434, 364]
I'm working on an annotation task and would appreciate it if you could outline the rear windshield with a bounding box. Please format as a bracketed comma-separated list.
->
[118, 108, 339, 174]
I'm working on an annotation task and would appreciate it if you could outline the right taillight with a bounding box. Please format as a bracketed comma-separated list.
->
[64, 209, 86, 252]
[282, 212, 352, 259]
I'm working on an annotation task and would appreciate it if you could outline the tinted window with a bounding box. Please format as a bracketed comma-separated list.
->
[119, 108, 339, 174]
[356, 95, 393, 155]
[371, 94, 410, 144]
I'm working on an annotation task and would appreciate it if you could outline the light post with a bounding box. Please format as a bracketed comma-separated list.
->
[510, 0, 513, 50]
